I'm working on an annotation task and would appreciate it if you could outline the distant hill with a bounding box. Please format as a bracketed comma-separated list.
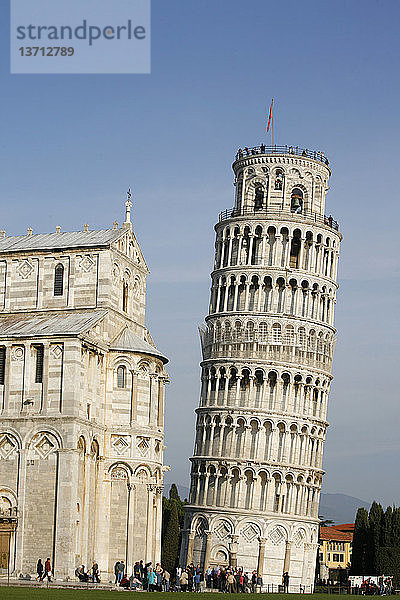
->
[319, 493, 370, 524]
[164, 485, 370, 525]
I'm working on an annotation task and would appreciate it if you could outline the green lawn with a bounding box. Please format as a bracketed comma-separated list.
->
[0, 591, 352, 600]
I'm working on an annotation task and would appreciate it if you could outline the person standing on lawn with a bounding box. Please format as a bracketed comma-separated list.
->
[36, 558, 44, 581]
[114, 560, 120, 584]
[92, 561, 100, 583]
[44, 557, 52, 581]
[117, 560, 125, 583]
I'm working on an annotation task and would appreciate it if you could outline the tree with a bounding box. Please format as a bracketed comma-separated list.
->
[369, 502, 384, 573]
[161, 499, 180, 574]
[392, 508, 400, 548]
[161, 484, 187, 573]
[351, 508, 370, 575]
[382, 506, 393, 548]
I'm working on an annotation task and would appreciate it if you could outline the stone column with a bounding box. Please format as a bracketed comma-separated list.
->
[237, 235, 243, 265]
[233, 282, 239, 312]
[54, 448, 81, 578]
[215, 282, 222, 314]
[261, 234, 267, 266]
[244, 281, 250, 311]
[130, 370, 138, 423]
[218, 424, 225, 457]
[95, 459, 111, 575]
[248, 235, 254, 265]
[298, 238, 305, 269]
[203, 472, 210, 505]
[257, 537, 267, 575]
[235, 376, 242, 407]
[283, 541, 292, 575]
[157, 377, 165, 427]
[194, 473, 201, 504]
[126, 482, 135, 572]
[2, 342, 12, 414]
[229, 534, 239, 568]
[266, 477, 276, 511]
[186, 530, 195, 564]
[220, 240, 227, 268]
[145, 485, 155, 562]
[203, 530, 213, 569]
[227, 236, 233, 266]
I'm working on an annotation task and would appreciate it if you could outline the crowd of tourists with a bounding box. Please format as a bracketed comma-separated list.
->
[359, 576, 394, 596]
[116, 562, 264, 592]
[71, 558, 265, 592]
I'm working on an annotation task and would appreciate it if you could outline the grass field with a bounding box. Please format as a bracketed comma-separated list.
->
[0, 591, 352, 600]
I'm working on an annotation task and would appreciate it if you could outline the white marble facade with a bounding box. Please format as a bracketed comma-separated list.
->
[0, 203, 168, 579]
[181, 146, 342, 591]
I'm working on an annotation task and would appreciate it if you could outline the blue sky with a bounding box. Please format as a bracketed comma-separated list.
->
[1, 0, 399, 506]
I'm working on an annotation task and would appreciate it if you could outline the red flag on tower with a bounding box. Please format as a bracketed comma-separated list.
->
[266, 99, 273, 133]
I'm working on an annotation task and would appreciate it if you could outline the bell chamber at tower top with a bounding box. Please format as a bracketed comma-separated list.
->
[217, 145, 339, 231]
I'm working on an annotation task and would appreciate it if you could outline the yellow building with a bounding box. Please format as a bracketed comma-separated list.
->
[319, 523, 354, 571]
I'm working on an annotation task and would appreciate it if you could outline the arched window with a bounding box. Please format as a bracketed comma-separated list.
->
[54, 263, 64, 296]
[272, 323, 282, 343]
[117, 365, 126, 388]
[291, 188, 303, 213]
[122, 282, 128, 312]
[275, 169, 284, 190]
[254, 185, 264, 210]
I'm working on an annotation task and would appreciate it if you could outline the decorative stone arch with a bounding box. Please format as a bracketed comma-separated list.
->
[26, 429, 62, 455]
[238, 519, 262, 543]
[77, 434, 87, 453]
[291, 526, 308, 548]
[211, 517, 234, 541]
[90, 439, 100, 458]
[137, 359, 151, 375]
[211, 545, 230, 565]
[0, 486, 17, 514]
[192, 514, 209, 536]
[153, 466, 163, 483]
[0, 431, 21, 459]
[265, 522, 289, 546]
[133, 464, 152, 479]
[109, 462, 132, 482]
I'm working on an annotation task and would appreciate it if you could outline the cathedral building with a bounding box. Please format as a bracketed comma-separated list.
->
[181, 145, 342, 591]
[0, 197, 168, 579]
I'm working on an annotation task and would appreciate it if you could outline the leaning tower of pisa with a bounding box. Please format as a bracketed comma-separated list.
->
[181, 145, 342, 591]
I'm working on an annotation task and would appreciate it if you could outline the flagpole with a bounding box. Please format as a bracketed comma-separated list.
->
[272, 98, 275, 149]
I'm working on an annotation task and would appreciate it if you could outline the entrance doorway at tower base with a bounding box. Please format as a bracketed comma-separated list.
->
[0, 522, 16, 574]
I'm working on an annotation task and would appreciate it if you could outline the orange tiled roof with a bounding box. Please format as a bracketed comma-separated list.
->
[331, 523, 354, 533]
[320, 525, 353, 542]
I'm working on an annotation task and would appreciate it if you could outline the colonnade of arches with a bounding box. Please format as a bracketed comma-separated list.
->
[190, 459, 321, 519]
[209, 272, 336, 325]
[201, 319, 334, 370]
[233, 163, 327, 218]
[214, 225, 339, 281]
[199, 365, 330, 421]
[193, 413, 325, 470]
